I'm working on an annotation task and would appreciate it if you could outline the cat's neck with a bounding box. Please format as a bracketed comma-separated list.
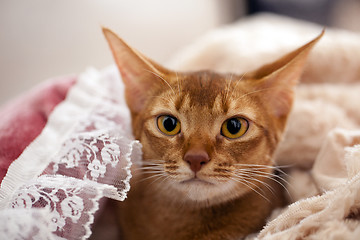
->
[122, 174, 284, 239]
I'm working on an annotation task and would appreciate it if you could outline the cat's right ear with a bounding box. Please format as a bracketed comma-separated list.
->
[102, 28, 169, 114]
[245, 31, 324, 120]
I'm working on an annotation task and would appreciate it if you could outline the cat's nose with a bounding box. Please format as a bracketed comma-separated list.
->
[184, 149, 210, 173]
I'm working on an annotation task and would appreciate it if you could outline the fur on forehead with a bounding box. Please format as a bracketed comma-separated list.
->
[103, 27, 323, 126]
[146, 71, 258, 117]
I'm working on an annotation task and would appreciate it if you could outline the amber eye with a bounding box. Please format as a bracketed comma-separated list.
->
[221, 117, 249, 139]
[157, 115, 181, 136]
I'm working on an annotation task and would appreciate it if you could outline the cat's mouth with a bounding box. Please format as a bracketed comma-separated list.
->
[180, 178, 214, 186]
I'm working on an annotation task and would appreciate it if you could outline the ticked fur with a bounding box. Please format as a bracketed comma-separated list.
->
[103, 28, 323, 239]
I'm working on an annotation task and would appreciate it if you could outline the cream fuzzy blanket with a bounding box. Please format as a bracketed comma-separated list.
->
[170, 14, 360, 239]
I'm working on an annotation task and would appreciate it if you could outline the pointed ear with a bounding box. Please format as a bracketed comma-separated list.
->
[102, 28, 171, 114]
[247, 30, 324, 118]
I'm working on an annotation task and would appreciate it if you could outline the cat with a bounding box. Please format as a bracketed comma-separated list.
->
[102, 28, 323, 240]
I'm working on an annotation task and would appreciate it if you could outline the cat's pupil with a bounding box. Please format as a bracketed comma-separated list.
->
[163, 116, 177, 132]
[227, 118, 241, 134]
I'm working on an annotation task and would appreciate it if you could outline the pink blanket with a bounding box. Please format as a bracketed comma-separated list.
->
[0, 76, 76, 182]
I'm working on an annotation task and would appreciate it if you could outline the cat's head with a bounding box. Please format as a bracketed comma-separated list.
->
[103, 28, 322, 206]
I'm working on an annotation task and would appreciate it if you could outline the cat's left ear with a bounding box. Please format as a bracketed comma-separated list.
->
[102, 28, 172, 114]
[247, 31, 324, 118]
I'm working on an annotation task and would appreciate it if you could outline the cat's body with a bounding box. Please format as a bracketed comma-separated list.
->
[117, 70, 286, 239]
[103, 29, 323, 239]
[118, 174, 282, 240]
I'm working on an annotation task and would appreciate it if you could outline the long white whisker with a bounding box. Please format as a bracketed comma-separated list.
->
[224, 73, 234, 102]
[236, 86, 279, 101]
[142, 159, 165, 163]
[230, 72, 247, 100]
[141, 171, 165, 174]
[175, 71, 181, 95]
[147, 173, 168, 186]
[137, 172, 167, 184]
[235, 169, 292, 198]
[238, 168, 291, 187]
[134, 165, 164, 171]
[158, 175, 171, 185]
[233, 173, 276, 196]
[138, 165, 164, 169]
[148, 95, 177, 107]
[230, 173, 267, 195]
[232, 171, 273, 192]
[230, 176, 270, 202]
[234, 163, 293, 180]
[145, 69, 176, 95]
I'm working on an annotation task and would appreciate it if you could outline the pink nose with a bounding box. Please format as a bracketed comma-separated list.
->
[184, 150, 210, 173]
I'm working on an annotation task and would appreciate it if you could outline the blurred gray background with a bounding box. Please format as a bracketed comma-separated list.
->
[1, 0, 359, 105]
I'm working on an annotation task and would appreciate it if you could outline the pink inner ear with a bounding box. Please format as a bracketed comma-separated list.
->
[117, 62, 150, 114]
[125, 85, 148, 113]
[104, 28, 174, 115]
[271, 88, 294, 117]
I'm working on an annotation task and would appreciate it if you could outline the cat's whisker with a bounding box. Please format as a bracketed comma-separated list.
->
[234, 163, 293, 180]
[133, 168, 163, 173]
[137, 172, 167, 184]
[229, 176, 270, 203]
[235, 167, 288, 184]
[229, 72, 247, 100]
[137, 163, 164, 168]
[140, 161, 164, 165]
[141, 170, 165, 174]
[223, 73, 234, 103]
[158, 174, 171, 186]
[139, 163, 163, 167]
[255, 174, 292, 201]
[147, 173, 169, 186]
[139, 162, 164, 166]
[142, 159, 165, 162]
[175, 71, 182, 96]
[148, 95, 177, 107]
[233, 172, 276, 196]
[234, 163, 279, 168]
[145, 69, 176, 96]
[141, 160, 165, 166]
[254, 172, 291, 197]
[236, 86, 279, 101]
[136, 174, 160, 184]
[235, 169, 292, 198]
[237, 166, 290, 180]
[135, 158, 171, 186]
[138, 166, 163, 169]
[271, 166, 294, 180]
[229, 172, 268, 195]
[238, 168, 291, 187]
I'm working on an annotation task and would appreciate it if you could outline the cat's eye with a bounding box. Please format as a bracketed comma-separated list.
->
[221, 117, 249, 139]
[157, 115, 181, 136]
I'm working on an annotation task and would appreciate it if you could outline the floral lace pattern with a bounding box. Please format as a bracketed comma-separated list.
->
[45, 101, 138, 201]
[11, 175, 100, 239]
[0, 67, 141, 239]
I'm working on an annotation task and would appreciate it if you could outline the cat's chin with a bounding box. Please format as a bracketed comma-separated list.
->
[180, 178, 214, 186]
[168, 178, 246, 206]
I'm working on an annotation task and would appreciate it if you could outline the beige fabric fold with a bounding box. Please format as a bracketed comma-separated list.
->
[258, 129, 360, 239]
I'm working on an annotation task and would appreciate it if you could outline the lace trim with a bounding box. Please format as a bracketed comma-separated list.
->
[0, 66, 141, 239]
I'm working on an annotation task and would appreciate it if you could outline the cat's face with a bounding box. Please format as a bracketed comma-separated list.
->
[103, 28, 322, 205]
[133, 71, 281, 204]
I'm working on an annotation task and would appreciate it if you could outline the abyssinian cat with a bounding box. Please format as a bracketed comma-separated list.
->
[102, 28, 323, 239]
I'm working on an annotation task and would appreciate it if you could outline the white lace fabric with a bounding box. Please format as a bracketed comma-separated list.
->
[0, 67, 142, 239]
